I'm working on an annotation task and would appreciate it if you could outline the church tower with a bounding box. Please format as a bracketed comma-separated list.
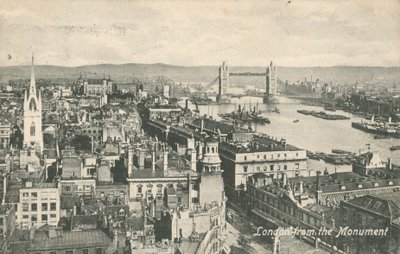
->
[23, 54, 43, 153]
[198, 137, 224, 205]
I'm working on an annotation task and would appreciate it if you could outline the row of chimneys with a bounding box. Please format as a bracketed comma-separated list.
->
[127, 143, 169, 175]
[281, 173, 304, 193]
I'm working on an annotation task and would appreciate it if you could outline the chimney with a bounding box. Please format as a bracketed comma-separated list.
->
[73, 205, 77, 216]
[299, 181, 304, 193]
[190, 149, 197, 171]
[187, 174, 192, 209]
[128, 147, 133, 175]
[388, 158, 392, 170]
[139, 149, 145, 170]
[163, 147, 168, 173]
[200, 119, 204, 134]
[91, 136, 94, 153]
[282, 173, 287, 187]
[2, 175, 6, 204]
[198, 142, 203, 159]
[152, 148, 156, 172]
[26, 181, 33, 188]
[316, 171, 321, 191]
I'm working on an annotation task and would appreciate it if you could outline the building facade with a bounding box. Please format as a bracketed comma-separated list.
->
[17, 182, 60, 229]
[219, 134, 307, 202]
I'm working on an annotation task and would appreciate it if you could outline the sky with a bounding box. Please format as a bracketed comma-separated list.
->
[0, 0, 399, 67]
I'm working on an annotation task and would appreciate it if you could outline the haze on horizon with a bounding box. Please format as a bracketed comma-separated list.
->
[0, 0, 399, 68]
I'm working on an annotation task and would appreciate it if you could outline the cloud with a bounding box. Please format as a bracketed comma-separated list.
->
[0, 0, 399, 67]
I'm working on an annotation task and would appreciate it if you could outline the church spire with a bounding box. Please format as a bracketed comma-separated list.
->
[30, 53, 36, 96]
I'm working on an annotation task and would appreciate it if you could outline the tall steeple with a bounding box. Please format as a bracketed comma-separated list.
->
[30, 53, 36, 96]
[23, 53, 43, 154]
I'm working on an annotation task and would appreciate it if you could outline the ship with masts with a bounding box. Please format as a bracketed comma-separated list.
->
[218, 102, 270, 125]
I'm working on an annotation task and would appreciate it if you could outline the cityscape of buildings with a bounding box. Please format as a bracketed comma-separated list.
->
[0, 51, 398, 254]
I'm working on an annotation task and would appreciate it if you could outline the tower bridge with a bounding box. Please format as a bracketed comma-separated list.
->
[215, 61, 278, 103]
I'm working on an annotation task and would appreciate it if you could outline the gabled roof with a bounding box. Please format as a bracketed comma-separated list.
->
[344, 194, 400, 219]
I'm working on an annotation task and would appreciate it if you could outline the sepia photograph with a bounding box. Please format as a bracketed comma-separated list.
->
[0, 0, 399, 253]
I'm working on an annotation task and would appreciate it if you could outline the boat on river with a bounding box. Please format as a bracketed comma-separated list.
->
[390, 146, 400, 151]
[374, 135, 390, 139]
[297, 110, 350, 120]
[218, 103, 270, 125]
[352, 116, 400, 138]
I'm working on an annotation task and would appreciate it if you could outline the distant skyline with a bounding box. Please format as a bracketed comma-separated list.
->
[0, 0, 399, 67]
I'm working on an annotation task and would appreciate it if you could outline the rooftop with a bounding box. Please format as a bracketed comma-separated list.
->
[220, 136, 302, 154]
[345, 194, 400, 220]
[28, 229, 111, 251]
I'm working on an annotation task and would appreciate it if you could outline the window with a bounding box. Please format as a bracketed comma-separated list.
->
[257, 155, 260, 159]
[295, 163, 300, 169]
[270, 165, 274, 171]
[22, 203, 29, 212]
[138, 186, 142, 193]
[50, 214, 57, 218]
[30, 122, 35, 136]
[31, 203, 37, 211]
[41, 214, 48, 221]
[244, 156, 247, 161]
[178, 197, 182, 203]
[96, 248, 103, 254]
[81, 249, 89, 254]
[256, 167, 260, 172]
[22, 192, 29, 198]
[243, 166, 248, 173]
[50, 203, 57, 211]
[277, 154, 280, 158]
[264, 155, 267, 159]
[284, 165, 288, 170]
[31, 192, 38, 198]
[66, 251, 73, 254]
[23, 215, 29, 219]
[31, 215, 37, 222]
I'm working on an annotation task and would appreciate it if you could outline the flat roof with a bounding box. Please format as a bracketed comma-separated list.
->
[28, 230, 111, 251]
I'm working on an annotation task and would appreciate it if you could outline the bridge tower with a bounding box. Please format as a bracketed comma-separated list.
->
[263, 61, 277, 103]
[217, 61, 229, 103]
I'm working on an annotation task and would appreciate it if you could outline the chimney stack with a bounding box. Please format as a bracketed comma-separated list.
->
[388, 158, 393, 170]
[128, 147, 133, 175]
[73, 205, 77, 216]
[152, 147, 156, 172]
[163, 145, 168, 173]
[299, 181, 304, 193]
[2, 175, 6, 204]
[282, 173, 287, 187]
[187, 173, 192, 209]
[200, 119, 204, 134]
[316, 170, 321, 191]
[139, 149, 145, 170]
[198, 142, 203, 160]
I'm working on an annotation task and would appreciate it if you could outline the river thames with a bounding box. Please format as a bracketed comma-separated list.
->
[183, 96, 399, 164]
